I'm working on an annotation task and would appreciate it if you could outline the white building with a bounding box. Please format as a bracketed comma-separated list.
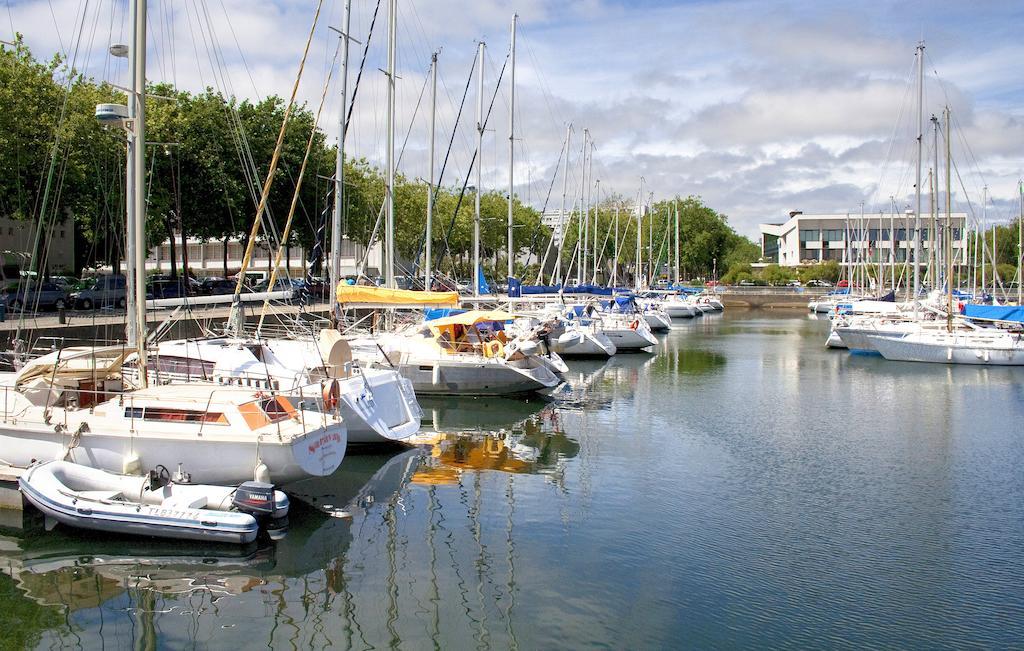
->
[142, 235, 381, 278]
[759, 211, 967, 267]
[541, 210, 567, 243]
[0, 215, 75, 277]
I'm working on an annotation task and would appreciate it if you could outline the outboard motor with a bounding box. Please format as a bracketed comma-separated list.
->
[232, 481, 277, 517]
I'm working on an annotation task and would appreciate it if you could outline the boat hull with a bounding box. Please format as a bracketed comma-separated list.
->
[19, 463, 259, 544]
[664, 304, 698, 318]
[602, 327, 658, 351]
[0, 422, 345, 486]
[868, 334, 1024, 365]
[643, 313, 672, 332]
[551, 331, 616, 357]
[392, 360, 561, 396]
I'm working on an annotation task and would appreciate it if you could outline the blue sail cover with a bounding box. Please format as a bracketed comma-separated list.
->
[519, 284, 562, 295]
[961, 304, 1024, 323]
[424, 308, 466, 321]
[477, 265, 491, 295]
[671, 285, 703, 294]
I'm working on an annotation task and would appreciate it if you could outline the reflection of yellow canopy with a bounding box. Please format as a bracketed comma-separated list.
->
[427, 309, 515, 330]
[336, 284, 459, 307]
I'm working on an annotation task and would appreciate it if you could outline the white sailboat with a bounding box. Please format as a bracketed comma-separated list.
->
[867, 327, 1024, 365]
[133, 331, 421, 445]
[0, 0, 348, 485]
[347, 309, 563, 396]
[2, 360, 345, 484]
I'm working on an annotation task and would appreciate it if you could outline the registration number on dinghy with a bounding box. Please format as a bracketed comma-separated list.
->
[142, 506, 203, 520]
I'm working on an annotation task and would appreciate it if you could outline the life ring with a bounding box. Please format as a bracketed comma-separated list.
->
[485, 340, 504, 358]
[322, 379, 340, 411]
[629, 319, 640, 331]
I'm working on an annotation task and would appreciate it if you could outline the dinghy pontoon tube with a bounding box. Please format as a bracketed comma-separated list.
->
[19, 461, 289, 544]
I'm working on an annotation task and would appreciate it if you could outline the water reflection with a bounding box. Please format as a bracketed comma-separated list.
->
[3, 310, 1019, 648]
[0, 404, 577, 649]
[418, 395, 549, 432]
[412, 418, 579, 483]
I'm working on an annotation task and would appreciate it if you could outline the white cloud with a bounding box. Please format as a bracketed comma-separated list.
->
[7, 0, 1024, 237]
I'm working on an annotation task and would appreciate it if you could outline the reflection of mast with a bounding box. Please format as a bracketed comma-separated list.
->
[504, 473, 519, 647]
[133, 588, 157, 651]
[427, 486, 441, 645]
[385, 494, 400, 647]
[472, 469, 491, 646]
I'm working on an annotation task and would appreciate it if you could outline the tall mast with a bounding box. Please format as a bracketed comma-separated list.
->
[612, 203, 619, 286]
[945, 106, 953, 326]
[473, 40, 485, 297]
[424, 50, 437, 289]
[889, 197, 896, 290]
[912, 41, 925, 301]
[331, 0, 353, 300]
[635, 180, 643, 291]
[506, 15, 517, 283]
[647, 193, 653, 286]
[931, 114, 940, 288]
[593, 179, 600, 282]
[578, 129, 589, 286]
[981, 186, 987, 295]
[556, 124, 571, 286]
[128, 0, 147, 385]
[384, 0, 397, 288]
[1019, 179, 1023, 305]
[674, 200, 680, 285]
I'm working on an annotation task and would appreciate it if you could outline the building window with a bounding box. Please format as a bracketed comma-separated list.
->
[822, 229, 845, 242]
[799, 229, 820, 242]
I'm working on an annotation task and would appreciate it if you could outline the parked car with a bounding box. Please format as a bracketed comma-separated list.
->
[71, 275, 127, 309]
[199, 276, 237, 295]
[837, 280, 849, 288]
[147, 276, 198, 300]
[806, 279, 833, 287]
[786, 280, 802, 287]
[6, 281, 70, 311]
[253, 278, 299, 293]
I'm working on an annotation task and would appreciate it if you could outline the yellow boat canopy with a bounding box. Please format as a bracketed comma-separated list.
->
[426, 309, 516, 330]
[336, 284, 459, 308]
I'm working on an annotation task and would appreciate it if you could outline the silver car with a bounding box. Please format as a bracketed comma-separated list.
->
[72, 275, 128, 310]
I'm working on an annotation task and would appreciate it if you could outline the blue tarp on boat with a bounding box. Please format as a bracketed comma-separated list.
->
[519, 284, 563, 295]
[424, 308, 466, 321]
[961, 304, 1024, 323]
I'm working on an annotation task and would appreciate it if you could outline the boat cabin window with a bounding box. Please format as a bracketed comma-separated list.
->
[237, 396, 297, 429]
[150, 356, 215, 378]
[124, 406, 228, 424]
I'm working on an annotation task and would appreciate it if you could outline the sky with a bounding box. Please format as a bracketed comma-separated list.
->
[6, 0, 1024, 238]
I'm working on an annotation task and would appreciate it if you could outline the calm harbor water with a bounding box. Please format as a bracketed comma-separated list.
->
[2, 309, 1022, 649]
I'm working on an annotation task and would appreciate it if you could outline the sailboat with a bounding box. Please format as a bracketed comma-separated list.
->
[345, 305, 563, 396]
[127, 0, 422, 447]
[0, 0, 347, 485]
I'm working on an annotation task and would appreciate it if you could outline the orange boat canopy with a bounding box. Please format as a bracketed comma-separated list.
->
[336, 284, 460, 308]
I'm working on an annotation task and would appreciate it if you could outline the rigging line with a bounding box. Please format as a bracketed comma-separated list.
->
[18, 0, 90, 335]
[217, 0, 260, 99]
[345, 0, 382, 138]
[866, 53, 918, 209]
[527, 136, 568, 272]
[354, 62, 438, 276]
[437, 50, 511, 276]
[232, 0, 327, 298]
[256, 31, 341, 333]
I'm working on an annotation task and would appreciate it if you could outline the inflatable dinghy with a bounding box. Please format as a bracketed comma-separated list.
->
[19, 461, 289, 544]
